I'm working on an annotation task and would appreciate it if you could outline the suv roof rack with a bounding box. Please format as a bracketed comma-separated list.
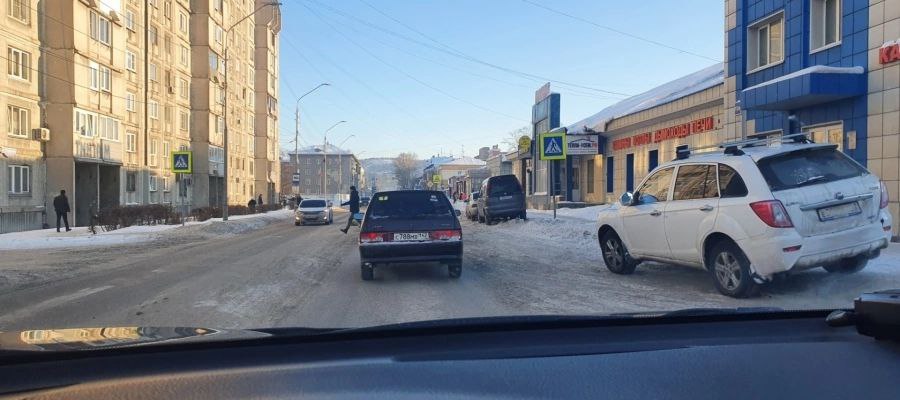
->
[673, 133, 814, 160]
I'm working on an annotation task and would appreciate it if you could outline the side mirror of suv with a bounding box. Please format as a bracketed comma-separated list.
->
[620, 192, 636, 206]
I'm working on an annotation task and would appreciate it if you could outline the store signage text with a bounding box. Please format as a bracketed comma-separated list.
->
[612, 116, 716, 151]
[881, 39, 900, 64]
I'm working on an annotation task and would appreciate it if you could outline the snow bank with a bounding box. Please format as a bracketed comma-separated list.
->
[0, 209, 292, 250]
[529, 205, 609, 222]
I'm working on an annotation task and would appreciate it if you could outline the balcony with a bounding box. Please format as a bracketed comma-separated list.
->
[75, 137, 123, 164]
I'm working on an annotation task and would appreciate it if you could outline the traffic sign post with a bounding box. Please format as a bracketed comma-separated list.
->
[172, 151, 193, 174]
[539, 133, 566, 219]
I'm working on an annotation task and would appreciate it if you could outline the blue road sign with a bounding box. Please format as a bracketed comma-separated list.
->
[539, 133, 566, 160]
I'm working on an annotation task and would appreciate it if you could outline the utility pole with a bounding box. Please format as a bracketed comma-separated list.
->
[294, 83, 329, 193]
[321, 120, 346, 199]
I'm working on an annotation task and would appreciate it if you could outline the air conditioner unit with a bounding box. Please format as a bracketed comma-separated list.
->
[33, 128, 50, 142]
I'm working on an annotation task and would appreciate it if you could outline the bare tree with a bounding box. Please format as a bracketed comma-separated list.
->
[502, 126, 531, 152]
[393, 152, 419, 189]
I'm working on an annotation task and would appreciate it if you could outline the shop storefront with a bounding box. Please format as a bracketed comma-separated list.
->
[724, 0, 900, 236]
[566, 64, 725, 203]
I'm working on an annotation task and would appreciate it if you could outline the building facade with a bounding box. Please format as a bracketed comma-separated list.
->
[724, 0, 900, 235]
[284, 144, 361, 198]
[253, 0, 280, 206]
[0, 0, 44, 233]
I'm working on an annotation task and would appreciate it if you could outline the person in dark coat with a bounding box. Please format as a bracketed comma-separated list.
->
[248, 198, 257, 211]
[257, 194, 264, 209]
[339, 186, 360, 234]
[53, 189, 72, 232]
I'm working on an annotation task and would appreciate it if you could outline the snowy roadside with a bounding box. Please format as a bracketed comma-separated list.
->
[0, 209, 293, 251]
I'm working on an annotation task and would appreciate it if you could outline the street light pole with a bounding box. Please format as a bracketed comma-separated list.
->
[294, 83, 329, 193]
[336, 134, 355, 197]
[321, 120, 346, 199]
[222, 1, 280, 221]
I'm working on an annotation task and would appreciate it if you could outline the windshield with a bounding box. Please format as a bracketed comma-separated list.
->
[1, 0, 898, 340]
[300, 200, 327, 208]
[757, 147, 868, 191]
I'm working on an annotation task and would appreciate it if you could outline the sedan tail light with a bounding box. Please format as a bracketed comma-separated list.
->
[430, 229, 462, 241]
[880, 181, 889, 209]
[750, 200, 794, 228]
[359, 232, 385, 243]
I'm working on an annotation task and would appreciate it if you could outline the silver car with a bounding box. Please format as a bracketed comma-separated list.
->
[294, 199, 333, 226]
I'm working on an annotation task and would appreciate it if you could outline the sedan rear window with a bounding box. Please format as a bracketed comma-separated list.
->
[300, 200, 326, 208]
[756, 147, 867, 191]
[369, 192, 454, 219]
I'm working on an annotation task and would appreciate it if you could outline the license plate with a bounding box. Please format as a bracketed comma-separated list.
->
[817, 202, 862, 221]
[394, 232, 429, 241]
[499, 195, 513, 200]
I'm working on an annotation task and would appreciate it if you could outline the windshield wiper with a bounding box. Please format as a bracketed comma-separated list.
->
[796, 175, 827, 187]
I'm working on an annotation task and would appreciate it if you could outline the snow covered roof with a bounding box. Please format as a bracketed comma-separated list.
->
[443, 156, 487, 166]
[742, 65, 864, 92]
[288, 143, 354, 155]
[566, 63, 724, 134]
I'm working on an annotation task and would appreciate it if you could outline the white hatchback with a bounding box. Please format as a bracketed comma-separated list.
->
[596, 141, 892, 297]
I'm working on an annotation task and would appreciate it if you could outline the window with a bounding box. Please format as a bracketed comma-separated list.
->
[97, 115, 118, 140]
[180, 45, 189, 66]
[216, 116, 224, 133]
[126, 172, 137, 192]
[213, 0, 223, 13]
[149, 139, 158, 166]
[90, 11, 111, 45]
[179, 111, 189, 130]
[804, 124, 844, 151]
[757, 147, 866, 191]
[606, 156, 614, 193]
[99, 65, 111, 91]
[162, 176, 170, 192]
[126, 131, 137, 153]
[163, 141, 170, 169]
[149, 100, 159, 119]
[164, 1, 171, 19]
[149, 175, 158, 191]
[7, 105, 28, 137]
[7, 165, 30, 194]
[125, 10, 135, 31]
[747, 12, 783, 71]
[718, 164, 748, 198]
[75, 110, 96, 136]
[89, 61, 99, 89]
[636, 167, 673, 204]
[179, 12, 189, 34]
[126, 92, 136, 112]
[7, 47, 30, 80]
[586, 159, 595, 194]
[672, 164, 718, 201]
[215, 86, 224, 104]
[148, 26, 158, 46]
[126, 51, 136, 72]
[811, 0, 840, 51]
[208, 51, 219, 73]
[179, 78, 189, 99]
[149, 63, 158, 81]
[8, 0, 28, 23]
[215, 26, 224, 44]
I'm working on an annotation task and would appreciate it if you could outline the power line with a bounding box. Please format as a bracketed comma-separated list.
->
[303, 0, 630, 97]
[519, 0, 720, 62]
[303, 2, 528, 123]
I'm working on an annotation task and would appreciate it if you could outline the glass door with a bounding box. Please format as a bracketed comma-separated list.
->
[805, 123, 843, 151]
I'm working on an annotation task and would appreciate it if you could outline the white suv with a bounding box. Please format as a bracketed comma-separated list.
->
[596, 140, 892, 298]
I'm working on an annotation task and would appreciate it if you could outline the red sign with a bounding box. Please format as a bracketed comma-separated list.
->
[535, 82, 551, 103]
[611, 116, 716, 151]
[880, 40, 900, 64]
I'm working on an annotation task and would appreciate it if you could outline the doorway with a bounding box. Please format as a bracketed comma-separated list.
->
[570, 161, 581, 202]
[804, 123, 843, 151]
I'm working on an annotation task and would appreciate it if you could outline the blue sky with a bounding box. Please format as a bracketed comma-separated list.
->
[277, 0, 724, 158]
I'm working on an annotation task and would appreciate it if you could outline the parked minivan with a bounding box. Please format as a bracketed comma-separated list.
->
[478, 175, 526, 225]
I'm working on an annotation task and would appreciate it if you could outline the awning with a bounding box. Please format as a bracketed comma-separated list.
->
[740, 66, 865, 111]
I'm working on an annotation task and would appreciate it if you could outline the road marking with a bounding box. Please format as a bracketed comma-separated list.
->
[0, 285, 114, 325]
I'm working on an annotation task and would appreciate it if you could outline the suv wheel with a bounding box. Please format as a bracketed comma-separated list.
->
[600, 231, 637, 274]
[448, 263, 462, 278]
[708, 241, 758, 298]
[823, 255, 868, 274]
[519, 211, 527, 221]
[361, 263, 374, 281]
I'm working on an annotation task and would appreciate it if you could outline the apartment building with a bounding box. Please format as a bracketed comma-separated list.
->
[254, 0, 280, 205]
[0, 0, 44, 233]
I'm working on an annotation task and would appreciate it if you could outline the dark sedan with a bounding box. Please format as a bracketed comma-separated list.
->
[358, 190, 463, 280]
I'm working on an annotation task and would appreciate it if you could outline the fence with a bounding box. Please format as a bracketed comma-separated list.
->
[0, 209, 44, 234]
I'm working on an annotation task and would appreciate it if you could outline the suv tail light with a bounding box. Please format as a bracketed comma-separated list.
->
[359, 232, 385, 243]
[750, 200, 794, 228]
[880, 181, 889, 209]
[430, 230, 462, 241]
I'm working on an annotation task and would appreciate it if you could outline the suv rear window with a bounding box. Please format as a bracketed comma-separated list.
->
[368, 192, 455, 219]
[300, 200, 326, 207]
[756, 147, 867, 191]
[488, 176, 522, 196]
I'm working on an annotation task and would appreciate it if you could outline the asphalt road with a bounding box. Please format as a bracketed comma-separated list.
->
[1, 210, 899, 331]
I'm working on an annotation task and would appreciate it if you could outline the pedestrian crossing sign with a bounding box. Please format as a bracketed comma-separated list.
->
[172, 151, 192, 173]
[539, 132, 566, 160]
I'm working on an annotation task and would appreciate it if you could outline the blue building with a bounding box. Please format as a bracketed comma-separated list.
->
[726, 0, 872, 164]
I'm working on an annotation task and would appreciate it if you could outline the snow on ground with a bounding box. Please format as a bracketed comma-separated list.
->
[529, 205, 609, 222]
[0, 209, 293, 250]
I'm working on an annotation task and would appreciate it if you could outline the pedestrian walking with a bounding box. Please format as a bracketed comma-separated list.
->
[53, 189, 72, 232]
[339, 185, 360, 234]
[257, 194, 264, 210]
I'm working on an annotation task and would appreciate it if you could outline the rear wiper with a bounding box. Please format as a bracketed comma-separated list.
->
[796, 175, 827, 187]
